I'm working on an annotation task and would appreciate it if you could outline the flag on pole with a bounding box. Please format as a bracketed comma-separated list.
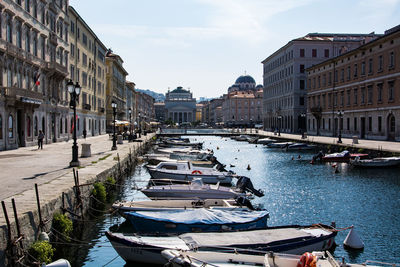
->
[34, 72, 40, 86]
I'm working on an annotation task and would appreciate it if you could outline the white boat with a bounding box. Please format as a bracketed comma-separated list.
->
[266, 142, 293, 148]
[350, 156, 400, 168]
[106, 224, 337, 265]
[147, 161, 233, 185]
[141, 178, 244, 200]
[111, 198, 253, 215]
[286, 143, 317, 150]
[144, 155, 216, 168]
[257, 138, 275, 145]
[162, 250, 377, 267]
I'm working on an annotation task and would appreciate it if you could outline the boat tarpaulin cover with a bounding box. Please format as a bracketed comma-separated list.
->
[179, 227, 322, 248]
[125, 208, 269, 225]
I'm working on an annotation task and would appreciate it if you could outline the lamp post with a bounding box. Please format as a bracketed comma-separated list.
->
[278, 115, 282, 136]
[111, 101, 117, 150]
[128, 108, 132, 142]
[337, 110, 344, 143]
[67, 79, 81, 167]
[300, 113, 306, 139]
[138, 112, 141, 138]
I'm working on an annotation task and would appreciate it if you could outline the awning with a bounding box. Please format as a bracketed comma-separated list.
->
[115, 120, 130, 126]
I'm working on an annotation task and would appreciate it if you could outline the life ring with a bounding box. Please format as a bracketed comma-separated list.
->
[296, 252, 316, 267]
[191, 170, 202, 174]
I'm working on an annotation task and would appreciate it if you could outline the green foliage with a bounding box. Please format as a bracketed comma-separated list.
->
[99, 154, 111, 161]
[92, 182, 107, 205]
[358, 148, 365, 153]
[28, 241, 55, 264]
[52, 213, 73, 241]
[105, 176, 116, 192]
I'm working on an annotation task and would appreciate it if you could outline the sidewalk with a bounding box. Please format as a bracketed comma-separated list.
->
[255, 130, 400, 153]
[0, 134, 153, 201]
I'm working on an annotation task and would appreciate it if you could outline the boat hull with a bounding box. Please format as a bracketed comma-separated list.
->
[148, 169, 232, 185]
[141, 188, 239, 200]
[106, 224, 337, 265]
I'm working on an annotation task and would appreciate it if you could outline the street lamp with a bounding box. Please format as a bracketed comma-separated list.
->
[67, 79, 81, 167]
[300, 113, 306, 139]
[337, 110, 344, 143]
[278, 115, 282, 136]
[138, 112, 141, 138]
[111, 101, 117, 150]
[128, 108, 132, 142]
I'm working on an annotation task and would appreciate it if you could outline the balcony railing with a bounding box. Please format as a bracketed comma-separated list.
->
[0, 86, 43, 105]
[46, 61, 68, 76]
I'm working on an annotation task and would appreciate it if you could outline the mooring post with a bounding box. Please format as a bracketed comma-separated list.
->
[34, 183, 44, 232]
[11, 198, 25, 263]
[117, 153, 122, 178]
[1, 200, 14, 265]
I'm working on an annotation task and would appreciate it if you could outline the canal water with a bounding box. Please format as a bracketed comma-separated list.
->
[77, 135, 400, 266]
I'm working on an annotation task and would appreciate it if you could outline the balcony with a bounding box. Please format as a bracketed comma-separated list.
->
[83, 103, 91, 110]
[0, 86, 43, 107]
[46, 61, 68, 78]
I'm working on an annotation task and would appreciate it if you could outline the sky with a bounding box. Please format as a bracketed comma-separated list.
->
[69, 0, 400, 98]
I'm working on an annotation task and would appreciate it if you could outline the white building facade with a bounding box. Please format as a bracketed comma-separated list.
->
[165, 86, 196, 123]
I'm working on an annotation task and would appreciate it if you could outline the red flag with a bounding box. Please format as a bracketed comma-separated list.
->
[34, 72, 40, 86]
[70, 115, 78, 133]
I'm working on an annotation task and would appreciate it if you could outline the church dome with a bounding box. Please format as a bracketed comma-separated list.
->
[235, 75, 256, 84]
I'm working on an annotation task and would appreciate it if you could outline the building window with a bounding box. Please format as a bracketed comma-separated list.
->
[0, 115, 2, 139]
[388, 81, 394, 101]
[328, 72, 332, 85]
[82, 53, 87, 66]
[15, 23, 22, 48]
[347, 117, 350, 131]
[361, 87, 365, 104]
[312, 49, 317, 57]
[70, 43, 75, 56]
[25, 30, 31, 52]
[300, 49, 305, 57]
[300, 80, 305, 90]
[354, 63, 358, 78]
[353, 88, 358, 105]
[378, 55, 383, 71]
[390, 116, 395, 132]
[299, 97, 304, 105]
[60, 117, 63, 134]
[334, 70, 338, 83]
[340, 69, 344, 82]
[33, 0, 37, 18]
[368, 58, 373, 74]
[328, 118, 331, 131]
[346, 90, 351, 106]
[65, 118, 68, 134]
[378, 116, 382, 132]
[41, 7, 45, 24]
[17, 0, 21, 5]
[361, 61, 365, 75]
[25, 0, 30, 12]
[340, 91, 344, 106]
[82, 33, 87, 46]
[368, 117, 372, 132]
[354, 117, 357, 131]
[41, 37, 45, 60]
[300, 64, 305, 73]
[347, 66, 351, 80]
[8, 115, 13, 138]
[324, 49, 329, 58]
[377, 83, 383, 102]
[389, 52, 395, 68]
[367, 85, 373, 104]
[33, 34, 37, 56]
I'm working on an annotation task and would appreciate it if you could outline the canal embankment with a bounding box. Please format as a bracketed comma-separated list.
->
[0, 133, 155, 266]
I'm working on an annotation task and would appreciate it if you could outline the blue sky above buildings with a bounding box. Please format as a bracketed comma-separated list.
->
[70, 0, 400, 98]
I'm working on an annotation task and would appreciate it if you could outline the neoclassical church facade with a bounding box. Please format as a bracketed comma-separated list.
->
[164, 86, 196, 124]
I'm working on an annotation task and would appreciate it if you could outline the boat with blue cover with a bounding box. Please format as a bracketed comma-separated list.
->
[125, 208, 269, 234]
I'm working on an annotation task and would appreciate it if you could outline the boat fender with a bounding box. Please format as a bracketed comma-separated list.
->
[296, 252, 316, 267]
[191, 170, 202, 174]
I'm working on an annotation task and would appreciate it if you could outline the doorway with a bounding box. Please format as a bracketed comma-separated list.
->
[360, 117, 366, 139]
[387, 114, 395, 141]
[51, 113, 56, 142]
[17, 110, 25, 147]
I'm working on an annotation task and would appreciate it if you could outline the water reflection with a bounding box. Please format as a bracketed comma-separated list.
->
[78, 136, 400, 266]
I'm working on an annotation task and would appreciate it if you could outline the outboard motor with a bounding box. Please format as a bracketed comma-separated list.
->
[236, 176, 264, 197]
[312, 151, 324, 162]
[235, 196, 255, 210]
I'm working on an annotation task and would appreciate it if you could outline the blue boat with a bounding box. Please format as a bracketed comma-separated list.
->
[125, 208, 269, 234]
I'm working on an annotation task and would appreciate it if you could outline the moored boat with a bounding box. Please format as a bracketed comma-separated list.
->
[321, 150, 369, 162]
[124, 208, 270, 234]
[267, 142, 293, 148]
[141, 178, 243, 200]
[106, 224, 337, 265]
[257, 138, 275, 145]
[111, 198, 254, 215]
[350, 156, 400, 168]
[286, 143, 317, 151]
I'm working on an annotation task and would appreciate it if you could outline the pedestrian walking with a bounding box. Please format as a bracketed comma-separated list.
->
[38, 130, 44, 149]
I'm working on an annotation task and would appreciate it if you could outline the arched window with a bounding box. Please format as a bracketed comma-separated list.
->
[34, 116, 38, 136]
[25, 30, 31, 52]
[16, 23, 22, 48]
[390, 116, 395, 132]
[6, 17, 12, 43]
[0, 115, 3, 139]
[27, 116, 31, 137]
[8, 115, 13, 138]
